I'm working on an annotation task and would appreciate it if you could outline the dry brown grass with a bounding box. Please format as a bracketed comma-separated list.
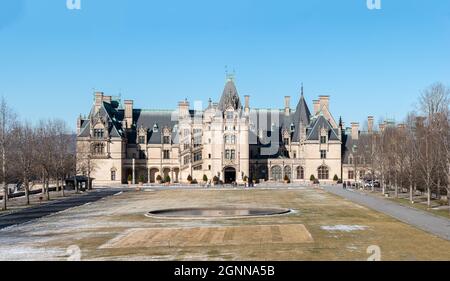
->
[5, 188, 450, 261]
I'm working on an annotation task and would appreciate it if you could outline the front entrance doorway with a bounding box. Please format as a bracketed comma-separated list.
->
[224, 167, 236, 184]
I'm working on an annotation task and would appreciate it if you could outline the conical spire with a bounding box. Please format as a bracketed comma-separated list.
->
[218, 78, 242, 111]
[294, 84, 311, 126]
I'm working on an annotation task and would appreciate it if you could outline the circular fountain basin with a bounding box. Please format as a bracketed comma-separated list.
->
[146, 207, 292, 219]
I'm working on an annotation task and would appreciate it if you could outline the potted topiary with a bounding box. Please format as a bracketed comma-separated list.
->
[284, 175, 291, 184]
[333, 175, 339, 184]
[156, 175, 163, 184]
[191, 179, 198, 185]
[213, 176, 219, 186]
[252, 175, 258, 187]
[164, 175, 171, 186]
[127, 174, 132, 186]
[187, 175, 193, 184]
[139, 175, 145, 186]
[203, 175, 208, 183]
[310, 175, 316, 182]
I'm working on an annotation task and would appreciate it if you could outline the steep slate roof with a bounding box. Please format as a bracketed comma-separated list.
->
[293, 94, 311, 127]
[218, 79, 242, 111]
[78, 101, 124, 138]
[292, 94, 312, 142]
[342, 133, 357, 164]
[306, 115, 340, 141]
[131, 110, 179, 144]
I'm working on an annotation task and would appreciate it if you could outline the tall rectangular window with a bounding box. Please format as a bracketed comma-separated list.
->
[138, 136, 145, 144]
[184, 155, 190, 165]
[348, 170, 354, 180]
[194, 152, 202, 162]
[320, 136, 327, 144]
[111, 170, 116, 181]
[320, 150, 327, 159]
[163, 136, 170, 144]
[194, 136, 202, 147]
[163, 150, 170, 159]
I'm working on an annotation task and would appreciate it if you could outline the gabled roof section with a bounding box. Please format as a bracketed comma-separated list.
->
[77, 101, 125, 138]
[218, 78, 242, 111]
[306, 115, 340, 141]
[132, 110, 178, 144]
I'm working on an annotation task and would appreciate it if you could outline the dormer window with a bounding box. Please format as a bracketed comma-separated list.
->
[138, 136, 146, 144]
[226, 111, 234, 120]
[93, 129, 104, 139]
[153, 124, 159, 133]
[320, 136, 327, 144]
[290, 123, 295, 132]
[163, 136, 171, 144]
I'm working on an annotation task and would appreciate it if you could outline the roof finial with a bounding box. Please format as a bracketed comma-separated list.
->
[301, 83, 304, 97]
[225, 65, 235, 81]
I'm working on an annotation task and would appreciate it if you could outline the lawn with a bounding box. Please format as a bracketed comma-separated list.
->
[0, 187, 449, 261]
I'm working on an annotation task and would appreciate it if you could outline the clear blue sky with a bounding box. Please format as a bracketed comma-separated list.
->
[1, 0, 449, 131]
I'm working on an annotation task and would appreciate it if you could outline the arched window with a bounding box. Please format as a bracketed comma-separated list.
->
[318, 166, 329, 180]
[297, 167, 304, 180]
[284, 166, 292, 180]
[271, 166, 282, 181]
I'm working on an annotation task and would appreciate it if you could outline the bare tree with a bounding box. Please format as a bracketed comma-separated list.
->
[35, 120, 56, 201]
[77, 141, 97, 191]
[54, 120, 74, 196]
[404, 112, 419, 203]
[13, 122, 37, 205]
[0, 97, 16, 210]
[417, 83, 449, 207]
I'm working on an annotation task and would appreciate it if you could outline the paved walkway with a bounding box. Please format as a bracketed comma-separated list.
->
[324, 186, 450, 241]
[0, 189, 122, 230]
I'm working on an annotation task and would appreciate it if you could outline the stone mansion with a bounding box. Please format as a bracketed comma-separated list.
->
[76, 77, 372, 185]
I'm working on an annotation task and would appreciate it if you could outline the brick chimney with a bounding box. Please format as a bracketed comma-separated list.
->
[319, 95, 330, 110]
[124, 100, 134, 129]
[284, 96, 291, 116]
[77, 115, 82, 135]
[94, 92, 104, 112]
[244, 95, 250, 114]
[351, 122, 359, 140]
[313, 100, 320, 115]
[103, 95, 112, 103]
[178, 99, 190, 119]
[368, 116, 374, 134]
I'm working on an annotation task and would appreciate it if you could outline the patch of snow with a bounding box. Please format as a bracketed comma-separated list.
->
[321, 225, 368, 232]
